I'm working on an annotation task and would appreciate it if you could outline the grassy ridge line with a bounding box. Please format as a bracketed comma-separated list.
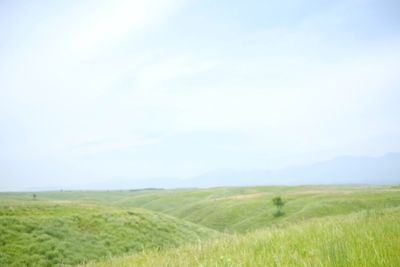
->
[84, 207, 400, 267]
[0, 204, 219, 266]
[3, 186, 400, 233]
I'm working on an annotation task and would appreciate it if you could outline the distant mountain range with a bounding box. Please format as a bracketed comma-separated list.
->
[71, 153, 400, 190]
[184, 153, 400, 187]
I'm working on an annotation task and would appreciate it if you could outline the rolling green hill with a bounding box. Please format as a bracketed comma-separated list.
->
[84, 207, 400, 267]
[1, 186, 400, 266]
[0, 202, 218, 266]
[6, 186, 400, 233]
[111, 186, 400, 232]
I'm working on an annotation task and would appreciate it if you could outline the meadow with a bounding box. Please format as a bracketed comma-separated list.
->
[1, 185, 400, 266]
[0, 195, 218, 266]
[86, 207, 400, 267]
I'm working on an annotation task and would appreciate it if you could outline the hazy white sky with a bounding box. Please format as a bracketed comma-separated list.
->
[1, 0, 400, 190]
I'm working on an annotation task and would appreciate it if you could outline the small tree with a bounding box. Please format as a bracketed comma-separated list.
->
[32, 193, 37, 201]
[272, 196, 284, 217]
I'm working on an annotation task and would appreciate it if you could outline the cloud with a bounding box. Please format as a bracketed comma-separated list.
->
[69, 0, 184, 52]
[138, 56, 220, 90]
[70, 135, 162, 155]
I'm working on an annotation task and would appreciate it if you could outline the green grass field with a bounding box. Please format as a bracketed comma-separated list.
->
[0, 199, 218, 266]
[1, 185, 400, 266]
[85, 207, 400, 267]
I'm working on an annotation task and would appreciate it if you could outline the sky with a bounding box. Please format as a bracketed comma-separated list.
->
[1, 0, 400, 191]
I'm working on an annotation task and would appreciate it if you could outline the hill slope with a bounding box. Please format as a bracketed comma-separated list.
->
[113, 186, 400, 232]
[0, 203, 218, 266]
[7, 186, 400, 233]
[85, 207, 400, 267]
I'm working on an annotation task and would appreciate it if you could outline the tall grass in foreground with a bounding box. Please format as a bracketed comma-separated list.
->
[86, 207, 400, 267]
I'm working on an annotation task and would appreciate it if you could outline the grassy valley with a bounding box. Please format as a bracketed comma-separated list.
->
[1, 186, 400, 266]
[112, 186, 400, 232]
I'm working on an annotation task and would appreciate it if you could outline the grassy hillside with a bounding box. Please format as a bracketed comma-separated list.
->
[112, 186, 400, 232]
[4, 186, 400, 233]
[2, 186, 399, 266]
[0, 202, 218, 266]
[85, 207, 400, 267]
